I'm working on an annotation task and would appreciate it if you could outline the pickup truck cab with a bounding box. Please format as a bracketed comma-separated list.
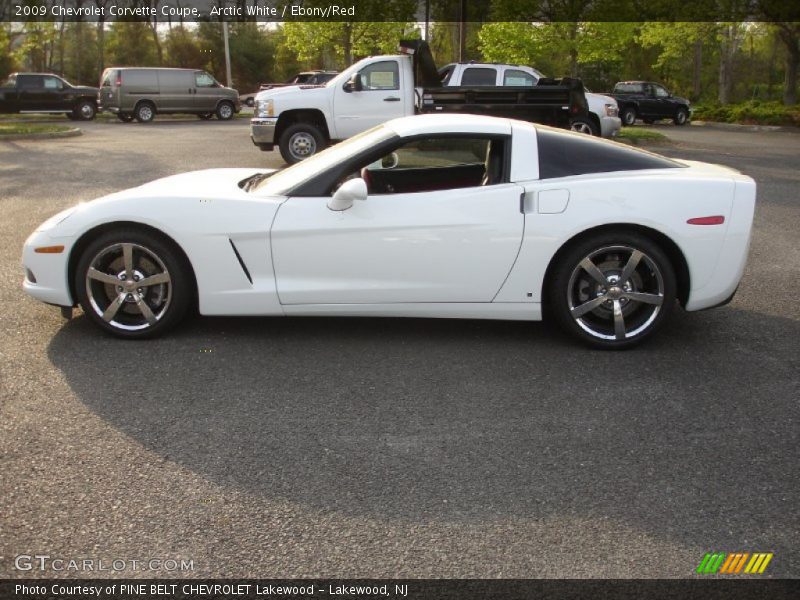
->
[0, 73, 98, 120]
[439, 62, 620, 138]
[252, 40, 587, 163]
[611, 81, 691, 126]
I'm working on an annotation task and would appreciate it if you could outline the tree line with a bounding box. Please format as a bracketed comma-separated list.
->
[1, 19, 797, 105]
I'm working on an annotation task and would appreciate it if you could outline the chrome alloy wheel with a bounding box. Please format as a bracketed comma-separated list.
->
[567, 245, 665, 341]
[288, 131, 316, 160]
[85, 242, 172, 331]
[570, 121, 594, 135]
[218, 103, 233, 119]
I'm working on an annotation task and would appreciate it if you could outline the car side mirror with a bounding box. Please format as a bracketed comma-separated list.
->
[328, 177, 367, 211]
[343, 74, 361, 93]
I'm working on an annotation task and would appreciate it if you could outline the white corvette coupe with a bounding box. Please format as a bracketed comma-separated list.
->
[22, 114, 755, 349]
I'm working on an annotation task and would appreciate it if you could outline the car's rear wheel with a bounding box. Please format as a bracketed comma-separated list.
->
[620, 107, 636, 126]
[548, 232, 676, 349]
[134, 102, 155, 123]
[279, 123, 326, 164]
[674, 108, 689, 125]
[75, 230, 192, 339]
[216, 101, 235, 120]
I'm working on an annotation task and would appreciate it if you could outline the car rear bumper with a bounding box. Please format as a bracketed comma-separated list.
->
[251, 118, 277, 149]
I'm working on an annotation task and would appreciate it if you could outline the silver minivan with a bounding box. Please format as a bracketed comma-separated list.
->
[98, 68, 241, 123]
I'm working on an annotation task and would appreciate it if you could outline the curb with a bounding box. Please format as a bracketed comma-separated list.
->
[0, 127, 82, 141]
[689, 120, 787, 132]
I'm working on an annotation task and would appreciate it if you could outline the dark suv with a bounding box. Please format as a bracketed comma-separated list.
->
[0, 73, 99, 120]
[610, 81, 691, 126]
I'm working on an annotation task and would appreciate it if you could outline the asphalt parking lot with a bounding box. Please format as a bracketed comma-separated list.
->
[1, 118, 798, 578]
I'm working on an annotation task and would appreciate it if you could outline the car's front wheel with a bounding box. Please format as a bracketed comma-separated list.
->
[674, 108, 689, 125]
[279, 123, 326, 164]
[620, 107, 636, 126]
[73, 100, 97, 121]
[216, 101, 235, 120]
[75, 229, 192, 339]
[548, 232, 676, 349]
[570, 117, 599, 136]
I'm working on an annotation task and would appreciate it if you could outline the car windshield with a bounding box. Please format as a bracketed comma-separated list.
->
[251, 125, 395, 196]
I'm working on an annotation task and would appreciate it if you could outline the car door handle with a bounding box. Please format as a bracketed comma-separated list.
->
[383, 97, 401, 102]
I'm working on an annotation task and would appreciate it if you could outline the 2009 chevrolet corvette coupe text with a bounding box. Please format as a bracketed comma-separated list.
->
[22, 114, 755, 348]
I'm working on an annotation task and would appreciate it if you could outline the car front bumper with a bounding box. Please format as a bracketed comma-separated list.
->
[600, 115, 622, 137]
[251, 118, 277, 150]
[21, 230, 74, 307]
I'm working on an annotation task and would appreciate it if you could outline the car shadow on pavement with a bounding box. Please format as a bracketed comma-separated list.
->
[47, 307, 799, 564]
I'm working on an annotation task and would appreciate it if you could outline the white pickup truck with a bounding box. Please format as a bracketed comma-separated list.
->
[438, 62, 620, 138]
[251, 40, 589, 164]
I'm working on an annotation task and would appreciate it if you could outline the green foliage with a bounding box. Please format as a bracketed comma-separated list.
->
[692, 101, 800, 126]
[164, 26, 203, 69]
[0, 123, 75, 136]
[106, 23, 159, 67]
[617, 127, 668, 144]
[0, 25, 16, 79]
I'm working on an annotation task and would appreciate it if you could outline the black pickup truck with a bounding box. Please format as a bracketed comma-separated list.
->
[610, 81, 691, 126]
[0, 73, 99, 120]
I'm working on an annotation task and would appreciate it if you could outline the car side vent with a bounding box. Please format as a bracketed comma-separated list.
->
[228, 239, 253, 285]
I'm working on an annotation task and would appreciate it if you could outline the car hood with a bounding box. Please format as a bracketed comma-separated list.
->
[255, 84, 329, 102]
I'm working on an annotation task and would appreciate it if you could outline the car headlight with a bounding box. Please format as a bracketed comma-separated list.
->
[605, 103, 618, 117]
[255, 98, 274, 118]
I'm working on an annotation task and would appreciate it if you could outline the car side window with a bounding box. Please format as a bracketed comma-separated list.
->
[461, 68, 497, 86]
[43, 76, 61, 90]
[357, 61, 399, 91]
[503, 69, 536, 86]
[340, 136, 507, 195]
[18, 75, 44, 89]
[653, 85, 669, 98]
[195, 72, 216, 88]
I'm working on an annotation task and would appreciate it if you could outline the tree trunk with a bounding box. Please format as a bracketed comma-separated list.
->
[342, 23, 353, 66]
[718, 24, 742, 105]
[568, 23, 578, 78]
[777, 25, 799, 105]
[692, 38, 702, 101]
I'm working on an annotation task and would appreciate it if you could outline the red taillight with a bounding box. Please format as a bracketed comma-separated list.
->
[115, 72, 122, 86]
[687, 216, 725, 225]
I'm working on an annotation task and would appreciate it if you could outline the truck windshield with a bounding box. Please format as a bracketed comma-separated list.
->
[252, 125, 395, 196]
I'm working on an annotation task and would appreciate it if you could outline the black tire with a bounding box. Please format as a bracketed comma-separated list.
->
[117, 113, 134, 123]
[245, 97, 255, 107]
[569, 117, 599, 136]
[216, 101, 235, 120]
[75, 229, 193, 339]
[673, 108, 689, 126]
[642, 118, 656, 125]
[279, 122, 326, 164]
[548, 231, 676, 349]
[73, 100, 96, 121]
[620, 106, 637, 126]
[134, 102, 156, 123]
[197, 113, 214, 120]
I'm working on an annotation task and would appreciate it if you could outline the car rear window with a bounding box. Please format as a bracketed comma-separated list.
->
[461, 68, 497, 86]
[536, 128, 682, 179]
[614, 83, 643, 94]
[101, 69, 116, 87]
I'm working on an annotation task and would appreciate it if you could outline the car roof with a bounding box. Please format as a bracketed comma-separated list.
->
[385, 113, 514, 137]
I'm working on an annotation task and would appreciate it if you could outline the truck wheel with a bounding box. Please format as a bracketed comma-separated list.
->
[216, 101, 235, 120]
[117, 113, 134, 123]
[73, 100, 96, 121]
[135, 102, 156, 123]
[620, 107, 636, 126]
[673, 108, 689, 126]
[279, 123, 326, 164]
[570, 117, 599, 136]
